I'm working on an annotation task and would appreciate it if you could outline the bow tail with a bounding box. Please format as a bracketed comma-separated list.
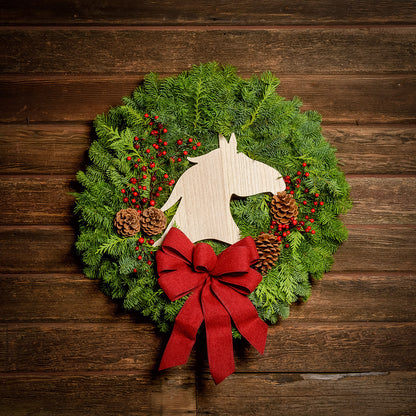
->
[212, 281, 268, 354]
[159, 288, 204, 371]
[201, 283, 235, 384]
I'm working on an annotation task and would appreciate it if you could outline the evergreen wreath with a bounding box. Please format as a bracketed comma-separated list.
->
[75, 62, 351, 336]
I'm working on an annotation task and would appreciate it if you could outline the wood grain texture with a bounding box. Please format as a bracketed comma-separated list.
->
[196, 372, 416, 416]
[1, 175, 415, 225]
[2, 28, 415, 75]
[0, 226, 414, 273]
[1, 273, 414, 323]
[2, 75, 414, 124]
[1, 124, 415, 175]
[1, 0, 416, 25]
[2, 322, 414, 373]
[0, 372, 196, 416]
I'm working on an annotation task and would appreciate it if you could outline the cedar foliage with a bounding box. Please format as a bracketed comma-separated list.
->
[75, 62, 351, 334]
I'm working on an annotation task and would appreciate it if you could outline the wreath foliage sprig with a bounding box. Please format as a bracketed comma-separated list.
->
[75, 62, 351, 335]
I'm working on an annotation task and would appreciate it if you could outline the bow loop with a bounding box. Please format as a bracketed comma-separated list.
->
[193, 243, 217, 273]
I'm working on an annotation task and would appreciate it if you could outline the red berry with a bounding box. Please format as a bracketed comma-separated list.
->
[146, 149, 150, 153]
[315, 193, 319, 197]
[149, 200, 155, 206]
[196, 142, 201, 147]
[300, 221, 305, 226]
[314, 201, 318, 206]
[127, 156, 132, 161]
[148, 239, 154, 245]
[133, 192, 138, 196]
[149, 122, 153, 126]
[310, 219, 315, 223]
[121, 189, 126, 194]
[144, 113, 149, 118]
[142, 174, 147, 179]
[290, 190, 294, 195]
[138, 237, 145, 244]
[142, 166, 147, 172]
[285, 243, 290, 248]
[154, 116, 159, 119]
[134, 136, 139, 141]
[147, 260, 152, 265]
[311, 208, 316, 213]
[282, 232, 287, 237]
[297, 171, 302, 176]
[270, 225, 274, 229]
[163, 128, 167, 133]
[305, 172, 310, 177]
[142, 186, 147, 191]
[154, 144, 159, 150]
[188, 138, 193, 143]
[163, 174, 169, 179]
[277, 236, 282, 242]
[149, 162, 155, 168]
[302, 162, 307, 167]
[183, 150, 188, 156]
[303, 201, 307, 205]
[157, 186, 163, 191]
[134, 144, 140, 149]
[304, 189, 309, 193]
[123, 197, 128, 203]
[151, 176, 156, 182]
[192, 146, 196, 150]
[320, 201, 324, 206]
[134, 164, 138, 168]
[292, 220, 298, 225]
[177, 139, 183, 145]
[131, 198, 136, 203]
[133, 268, 137, 273]
[135, 246, 139, 251]
[155, 192, 160, 197]
[177, 157, 182, 162]
[271, 220, 277, 225]
[286, 185, 290, 190]
[162, 151, 167, 155]
[137, 158, 141, 162]
[138, 255, 142, 260]
[311, 230, 316, 234]
[163, 141, 168, 146]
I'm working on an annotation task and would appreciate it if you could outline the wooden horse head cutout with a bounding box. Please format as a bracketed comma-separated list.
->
[155, 133, 285, 246]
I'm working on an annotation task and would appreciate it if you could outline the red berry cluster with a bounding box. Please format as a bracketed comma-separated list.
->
[268, 162, 325, 248]
[121, 114, 201, 213]
[120, 113, 202, 267]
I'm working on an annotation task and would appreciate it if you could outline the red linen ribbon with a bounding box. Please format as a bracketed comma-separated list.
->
[156, 227, 268, 384]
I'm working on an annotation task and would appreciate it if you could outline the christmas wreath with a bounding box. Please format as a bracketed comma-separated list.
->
[75, 62, 351, 383]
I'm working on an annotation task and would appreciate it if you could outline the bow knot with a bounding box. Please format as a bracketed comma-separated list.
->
[156, 228, 268, 384]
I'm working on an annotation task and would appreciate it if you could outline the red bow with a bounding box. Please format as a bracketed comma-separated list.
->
[156, 227, 268, 384]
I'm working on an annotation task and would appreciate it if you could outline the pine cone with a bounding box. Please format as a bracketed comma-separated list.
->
[114, 208, 141, 237]
[270, 191, 299, 224]
[253, 233, 281, 275]
[140, 207, 167, 236]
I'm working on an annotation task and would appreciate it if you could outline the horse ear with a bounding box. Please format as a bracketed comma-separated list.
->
[229, 132, 237, 153]
[219, 134, 227, 150]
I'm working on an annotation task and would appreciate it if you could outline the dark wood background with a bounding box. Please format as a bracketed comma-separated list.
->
[1, 1, 415, 415]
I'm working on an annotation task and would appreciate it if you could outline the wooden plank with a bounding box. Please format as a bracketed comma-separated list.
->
[0, 274, 132, 323]
[0, 176, 76, 225]
[0, 225, 414, 273]
[1, 75, 414, 124]
[333, 226, 416, 272]
[0, 372, 196, 416]
[323, 125, 416, 174]
[0, 124, 91, 175]
[197, 372, 416, 416]
[0, 273, 414, 323]
[2, 28, 415, 75]
[1, 175, 414, 225]
[2, 322, 415, 372]
[1, 124, 415, 175]
[1, 0, 416, 25]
